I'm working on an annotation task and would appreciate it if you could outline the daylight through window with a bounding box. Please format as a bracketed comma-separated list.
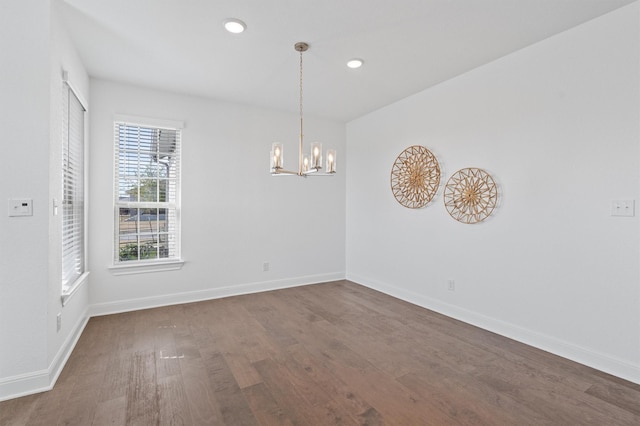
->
[114, 121, 181, 263]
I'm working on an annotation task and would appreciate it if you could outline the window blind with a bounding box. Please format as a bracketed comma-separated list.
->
[62, 85, 86, 291]
[114, 122, 181, 262]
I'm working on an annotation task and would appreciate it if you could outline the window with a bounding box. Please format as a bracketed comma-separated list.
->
[62, 82, 86, 295]
[114, 120, 181, 265]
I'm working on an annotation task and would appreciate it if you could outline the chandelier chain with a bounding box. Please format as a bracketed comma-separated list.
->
[298, 48, 304, 174]
[299, 48, 304, 137]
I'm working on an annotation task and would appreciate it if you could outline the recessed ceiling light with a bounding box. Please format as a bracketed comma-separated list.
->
[223, 18, 246, 34]
[347, 58, 364, 69]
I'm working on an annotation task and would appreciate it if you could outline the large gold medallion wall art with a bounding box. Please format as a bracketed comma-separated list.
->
[390, 145, 441, 209]
[443, 167, 498, 224]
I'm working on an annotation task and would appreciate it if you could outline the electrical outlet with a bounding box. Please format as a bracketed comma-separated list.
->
[447, 280, 455, 291]
[56, 313, 62, 332]
[611, 200, 635, 217]
[263, 261, 270, 272]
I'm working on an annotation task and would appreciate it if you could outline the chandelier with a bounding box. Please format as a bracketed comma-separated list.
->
[270, 42, 336, 176]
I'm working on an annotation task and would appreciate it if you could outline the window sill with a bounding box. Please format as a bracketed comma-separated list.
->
[108, 259, 185, 276]
[61, 271, 90, 306]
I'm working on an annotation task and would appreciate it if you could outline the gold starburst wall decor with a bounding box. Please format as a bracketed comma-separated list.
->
[390, 145, 441, 209]
[444, 168, 498, 224]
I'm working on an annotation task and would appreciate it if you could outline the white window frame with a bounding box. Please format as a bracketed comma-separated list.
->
[61, 73, 89, 305]
[110, 115, 184, 275]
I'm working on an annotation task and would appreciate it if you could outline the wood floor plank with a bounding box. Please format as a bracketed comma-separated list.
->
[125, 350, 160, 426]
[285, 343, 385, 425]
[271, 348, 360, 425]
[204, 298, 275, 374]
[242, 297, 299, 349]
[242, 382, 294, 426]
[585, 381, 640, 416]
[221, 351, 263, 389]
[155, 325, 182, 379]
[200, 347, 257, 425]
[179, 355, 226, 425]
[91, 396, 127, 425]
[0, 393, 39, 426]
[18, 371, 78, 426]
[157, 375, 193, 425]
[252, 357, 336, 425]
[57, 370, 105, 426]
[99, 351, 133, 402]
[174, 330, 202, 361]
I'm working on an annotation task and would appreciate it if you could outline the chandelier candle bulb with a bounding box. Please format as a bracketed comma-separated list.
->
[303, 154, 310, 172]
[326, 149, 336, 173]
[311, 142, 322, 169]
[271, 143, 283, 170]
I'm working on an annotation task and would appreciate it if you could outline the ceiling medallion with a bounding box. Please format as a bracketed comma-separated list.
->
[390, 145, 441, 208]
[444, 168, 498, 224]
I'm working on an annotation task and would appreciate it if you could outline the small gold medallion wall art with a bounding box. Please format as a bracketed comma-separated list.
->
[390, 145, 441, 209]
[443, 167, 498, 224]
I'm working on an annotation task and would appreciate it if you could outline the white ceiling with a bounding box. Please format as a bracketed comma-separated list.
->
[58, 0, 636, 122]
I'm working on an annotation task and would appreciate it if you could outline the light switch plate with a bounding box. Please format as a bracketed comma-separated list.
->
[8, 199, 33, 217]
[611, 199, 635, 217]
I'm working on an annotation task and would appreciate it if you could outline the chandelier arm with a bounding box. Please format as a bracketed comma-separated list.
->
[272, 168, 299, 176]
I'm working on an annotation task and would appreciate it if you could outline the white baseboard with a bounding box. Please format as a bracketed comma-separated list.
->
[0, 307, 90, 402]
[347, 273, 640, 386]
[0, 370, 50, 403]
[90, 272, 345, 317]
[48, 310, 90, 389]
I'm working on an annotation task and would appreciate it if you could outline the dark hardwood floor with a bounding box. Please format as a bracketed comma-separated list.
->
[1, 280, 639, 425]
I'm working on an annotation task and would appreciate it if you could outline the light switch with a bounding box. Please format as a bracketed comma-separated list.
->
[8, 199, 33, 217]
[611, 199, 635, 217]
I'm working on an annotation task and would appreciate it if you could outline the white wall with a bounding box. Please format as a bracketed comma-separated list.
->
[88, 81, 346, 313]
[346, 3, 640, 383]
[0, 0, 51, 394]
[0, 0, 90, 401]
